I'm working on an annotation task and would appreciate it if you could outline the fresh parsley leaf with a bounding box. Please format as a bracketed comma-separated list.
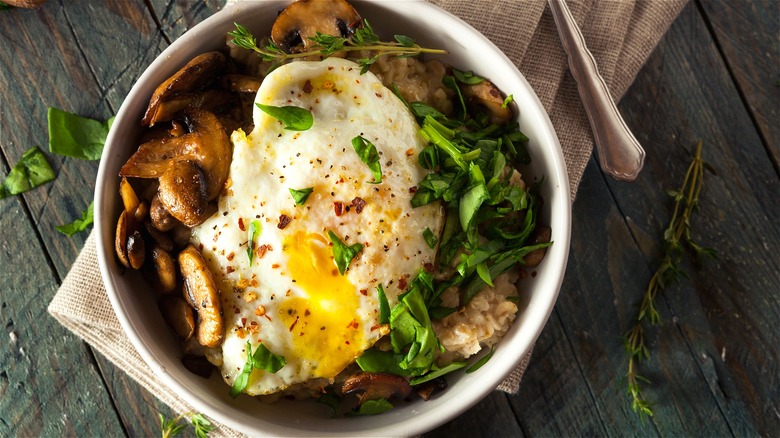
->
[501, 94, 514, 109]
[0, 146, 55, 200]
[247, 219, 262, 266]
[48, 107, 112, 160]
[289, 187, 313, 205]
[230, 341, 286, 398]
[423, 227, 438, 249]
[377, 284, 390, 324]
[55, 201, 94, 236]
[328, 230, 363, 275]
[355, 398, 394, 415]
[351, 135, 382, 184]
[394, 34, 415, 47]
[256, 103, 313, 131]
[465, 347, 495, 373]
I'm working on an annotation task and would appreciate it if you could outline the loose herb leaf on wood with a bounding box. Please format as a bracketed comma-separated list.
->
[48, 107, 113, 160]
[55, 201, 94, 236]
[0, 146, 55, 199]
[624, 140, 715, 421]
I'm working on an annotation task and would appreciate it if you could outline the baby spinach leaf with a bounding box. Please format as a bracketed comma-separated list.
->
[56, 201, 94, 236]
[48, 107, 112, 160]
[328, 230, 363, 275]
[230, 341, 286, 398]
[0, 146, 55, 199]
[501, 94, 514, 109]
[354, 399, 393, 415]
[409, 361, 467, 385]
[289, 187, 313, 205]
[465, 347, 495, 373]
[377, 284, 391, 324]
[423, 227, 438, 249]
[452, 68, 485, 85]
[256, 103, 313, 131]
[351, 135, 382, 184]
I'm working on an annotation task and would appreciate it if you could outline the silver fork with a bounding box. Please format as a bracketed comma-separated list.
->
[548, 0, 645, 182]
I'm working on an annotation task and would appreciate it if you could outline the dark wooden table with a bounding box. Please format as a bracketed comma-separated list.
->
[1, 1, 777, 436]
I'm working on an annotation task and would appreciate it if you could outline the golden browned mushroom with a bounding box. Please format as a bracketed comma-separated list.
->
[142, 52, 226, 127]
[461, 80, 513, 125]
[126, 230, 146, 270]
[150, 194, 178, 232]
[120, 109, 231, 201]
[119, 177, 140, 215]
[147, 244, 178, 293]
[523, 226, 552, 267]
[271, 0, 362, 54]
[115, 211, 131, 268]
[179, 245, 225, 348]
[342, 372, 411, 404]
[220, 74, 262, 94]
[157, 160, 210, 227]
[159, 296, 195, 340]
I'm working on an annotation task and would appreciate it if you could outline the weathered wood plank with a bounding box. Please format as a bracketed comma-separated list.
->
[148, 0, 225, 43]
[609, 2, 778, 435]
[699, 0, 780, 170]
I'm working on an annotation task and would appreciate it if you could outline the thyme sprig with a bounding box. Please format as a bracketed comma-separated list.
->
[625, 140, 715, 421]
[228, 20, 447, 74]
[160, 412, 215, 438]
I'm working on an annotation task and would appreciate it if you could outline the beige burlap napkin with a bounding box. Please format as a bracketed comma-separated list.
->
[48, 0, 687, 435]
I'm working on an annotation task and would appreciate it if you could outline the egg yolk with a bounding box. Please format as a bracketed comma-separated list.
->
[279, 231, 369, 378]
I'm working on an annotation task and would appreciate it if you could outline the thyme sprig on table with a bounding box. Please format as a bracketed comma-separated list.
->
[228, 20, 447, 74]
[160, 412, 215, 438]
[625, 140, 715, 421]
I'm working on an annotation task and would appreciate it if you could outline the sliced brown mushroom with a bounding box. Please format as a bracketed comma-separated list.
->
[413, 377, 447, 401]
[220, 74, 262, 94]
[342, 372, 411, 404]
[126, 230, 146, 270]
[133, 201, 149, 223]
[157, 160, 211, 227]
[461, 80, 513, 125]
[147, 244, 178, 293]
[120, 109, 231, 201]
[142, 52, 226, 127]
[115, 211, 131, 268]
[150, 193, 178, 232]
[119, 177, 140, 215]
[144, 221, 175, 252]
[271, 0, 362, 54]
[523, 226, 552, 267]
[159, 295, 195, 340]
[179, 245, 225, 348]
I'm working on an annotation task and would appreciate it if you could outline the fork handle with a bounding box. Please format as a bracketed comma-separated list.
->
[548, 0, 645, 182]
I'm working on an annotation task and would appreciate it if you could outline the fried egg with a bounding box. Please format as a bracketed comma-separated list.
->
[191, 57, 443, 395]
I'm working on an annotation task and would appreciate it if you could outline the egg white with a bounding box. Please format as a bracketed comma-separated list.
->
[191, 57, 443, 395]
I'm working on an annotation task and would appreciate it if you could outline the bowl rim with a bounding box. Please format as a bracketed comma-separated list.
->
[96, 1, 571, 435]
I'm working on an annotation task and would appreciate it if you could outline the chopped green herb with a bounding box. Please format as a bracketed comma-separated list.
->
[48, 107, 113, 160]
[289, 187, 314, 205]
[501, 94, 514, 109]
[351, 135, 382, 184]
[394, 34, 415, 47]
[423, 227, 438, 249]
[377, 284, 391, 324]
[189, 414, 215, 438]
[0, 146, 56, 200]
[230, 341, 286, 398]
[465, 347, 495, 373]
[255, 103, 313, 131]
[452, 68, 485, 85]
[56, 201, 94, 236]
[354, 398, 394, 415]
[409, 361, 467, 385]
[246, 220, 262, 266]
[327, 230, 363, 275]
[159, 412, 214, 438]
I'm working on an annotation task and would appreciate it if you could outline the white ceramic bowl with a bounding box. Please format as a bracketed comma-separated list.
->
[96, 1, 571, 435]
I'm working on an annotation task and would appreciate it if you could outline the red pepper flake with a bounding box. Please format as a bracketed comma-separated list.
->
[226, 252, 235, 261]
[351, 197, 366, 214]
[278, 214, 291, 229]
[272, 264, 280, 269]
[256, 244, 271, 259]
[238, 218, 246, 231]
[255, 305, 266, 316]
[405, 148, 415, 156]
[226, 266, 235, 274]
[304, 309, 311, 316]
[408, 186, 418, 194]
[346, 320, 359, 329]
[359, 289, 368, 296]
[398, 278, 408, 290]
[334, 201, 344, 216]
[424, 262, 435, 273]
[289, 317, 299, 332]
[241, 317, 247, 326]
[302, 79, 313, 94]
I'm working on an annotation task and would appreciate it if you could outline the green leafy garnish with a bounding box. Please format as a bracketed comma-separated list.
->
[465, 347, 495, 373]
[389, 279, 439, 375]
[289, 187, 314, 205]
[255, 103, 313, 131]
[246, 220, 262, 266]
[327, 230, 363, 275]
[48, 107, 113, 160]
[55, 201, 94, 236]
[0, 146, 55, 200]
[351, 135, 382, 184]
[501, 94, 514, 109]
[317, 393, 341, 417]
[423, 227, 438, 249]
[159, 412, 214, 438]
[377, 284, 391, 324]
[409, 361, 467, 385]
[452, 68, 485, 85]
[230, 341, 286, 398]
[354, 399, 394, 415]
[624, 140, 714, 421]
[229, 20, 447, 75]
